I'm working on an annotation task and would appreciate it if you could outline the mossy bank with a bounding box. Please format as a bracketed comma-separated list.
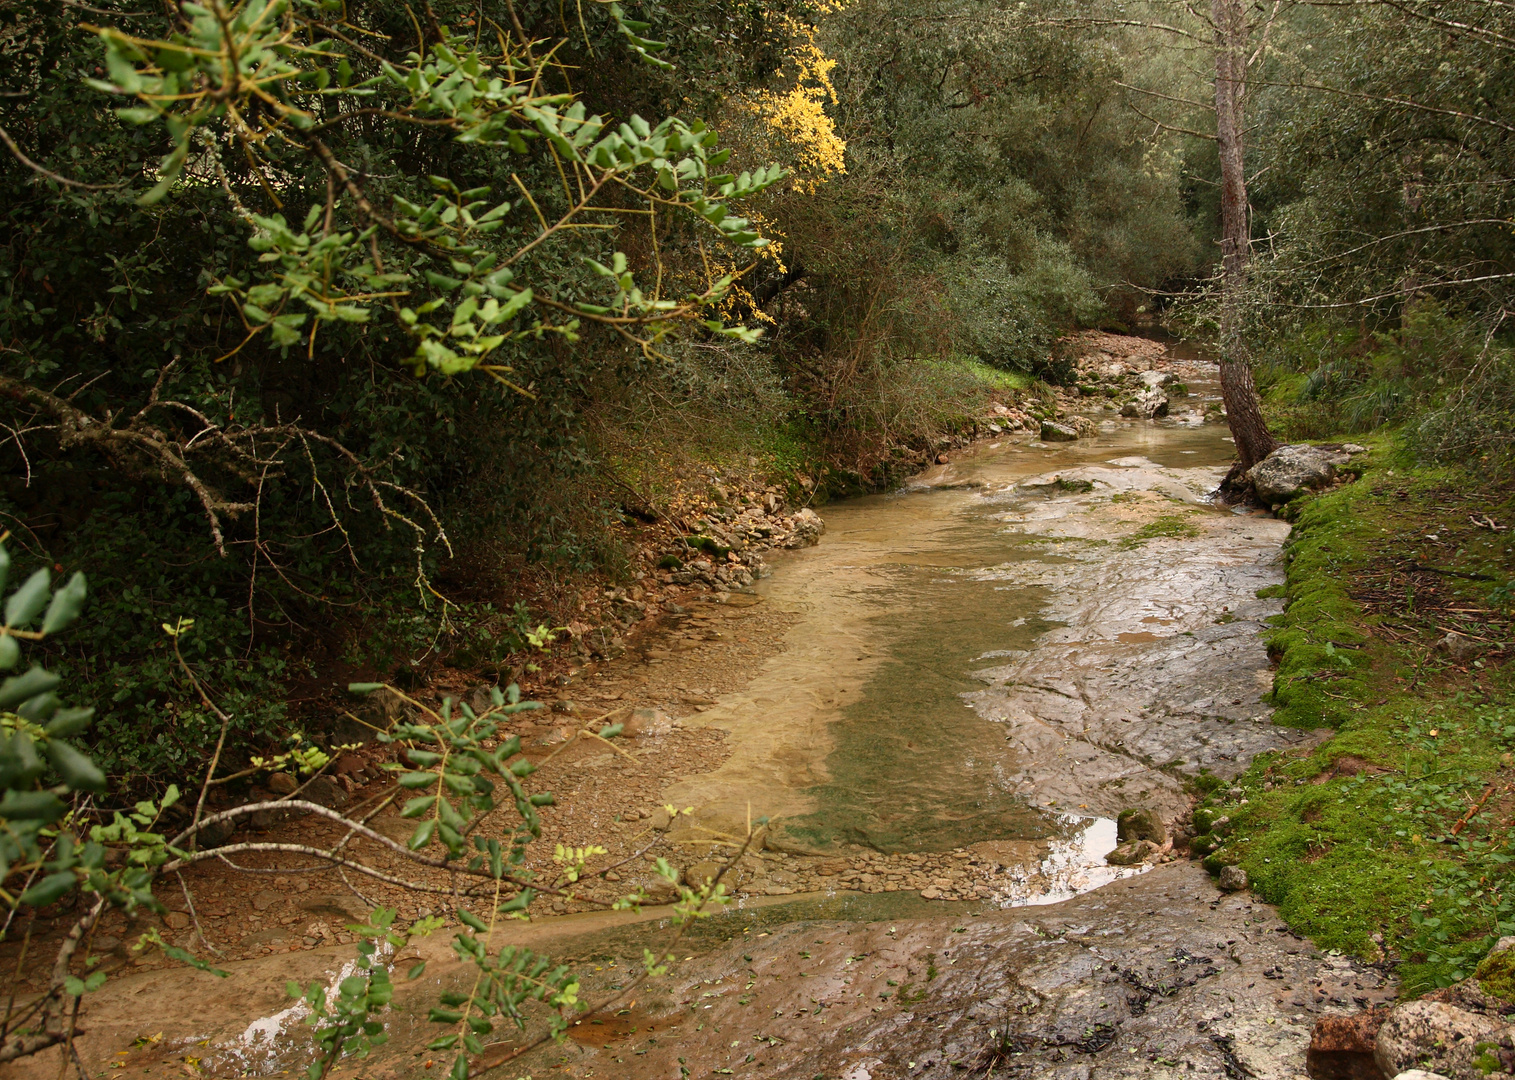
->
[1191, 442, 1515, 994]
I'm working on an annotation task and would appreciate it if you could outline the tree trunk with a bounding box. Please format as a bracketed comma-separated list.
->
[1211, 0, 1278, 473]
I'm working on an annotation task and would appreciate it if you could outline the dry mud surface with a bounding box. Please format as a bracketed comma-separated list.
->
[10, 349, 1389, 1080]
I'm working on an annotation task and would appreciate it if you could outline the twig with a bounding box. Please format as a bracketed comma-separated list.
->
[176, 871, 222, 957]
[1451, 782, 1508, 837]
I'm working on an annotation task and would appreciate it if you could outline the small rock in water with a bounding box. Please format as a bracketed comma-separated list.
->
[1040, 420, 1079, 442]
[1306, 1006, 1393, 1080]
[1117, 808, 1167, 844]
[1106, 840, 1158, 866]
[1218, 865, 1249, 892]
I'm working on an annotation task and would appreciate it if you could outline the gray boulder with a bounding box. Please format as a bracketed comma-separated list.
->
[1218, 864, 1249, 892]
[1374, 1001, 1513, 1080]
[1120, 389, 1170, 419]
[1040, 420, 1079, 441]
[1117, 808, 1166, 844]
[787, 508, 825, 547]
[1247, 444, 1357, 504]
[1106, 839, 1159, 866]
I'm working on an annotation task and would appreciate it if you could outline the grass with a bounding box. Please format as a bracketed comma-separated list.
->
[945, 356, 1034, 392]
[1191, 448, 1515, 992]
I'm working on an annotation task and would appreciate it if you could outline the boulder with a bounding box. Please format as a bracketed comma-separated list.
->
[787, 508, 825, 547]
[1119, 385, 1171, 419]
[1248, 444, 1353, 505]
[1373, 1000, 1512, 1080]
[684, 861, 723, 889]
[1117, 808, 1166, 844]
[623, 708, 674, 738]
[303, 776, 349, 810]
[1106, 839, 1159, 866]
[1218, 864, 1249, 892]
[1041, 420, 1079, 442]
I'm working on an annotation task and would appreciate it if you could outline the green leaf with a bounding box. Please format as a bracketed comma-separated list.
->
[456, 908, 489, 933]
[45, 707, 95, 738]
[408, 820, 437, 850]
[407, 961, 427, 980]
[6, 568, 51, 628]
[0, 789, 64, 822]
[348, 682, 386, 693]
[0, 635, 19, 671]
[19, 870, 76, 907]
[48, 739, 107, 793]
[41, 572, 87, 634]
[159, 943, 229, 977]
[0, 666, 61, 707]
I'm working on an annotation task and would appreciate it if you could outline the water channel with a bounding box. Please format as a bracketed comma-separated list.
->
[664, 385, 1314, 911]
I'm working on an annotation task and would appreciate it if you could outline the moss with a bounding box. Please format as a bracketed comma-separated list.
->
[1120, 514, 1201, 547]
[1476, 948, 1515, 1003]
[1213, 442, 1515, 990]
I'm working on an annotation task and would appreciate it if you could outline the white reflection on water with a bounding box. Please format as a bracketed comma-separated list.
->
[987, 815, 1148, 908]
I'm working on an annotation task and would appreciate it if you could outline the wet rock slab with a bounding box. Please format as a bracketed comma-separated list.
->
[964, 459, 1330, 824]
[547, 863, 1397, 1078]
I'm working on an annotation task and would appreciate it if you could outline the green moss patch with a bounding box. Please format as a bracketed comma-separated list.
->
[1477, 948, 1515, 1003]
[1119, 513, 1202, 547]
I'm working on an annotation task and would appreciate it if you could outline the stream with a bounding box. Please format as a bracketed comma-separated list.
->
[26, 355, 1403, 1080]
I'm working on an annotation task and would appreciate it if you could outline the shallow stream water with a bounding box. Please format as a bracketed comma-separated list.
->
[663, 397, 1311, 911]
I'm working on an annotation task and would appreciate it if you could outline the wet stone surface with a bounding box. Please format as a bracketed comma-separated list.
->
[518, 863, 1398, 1079]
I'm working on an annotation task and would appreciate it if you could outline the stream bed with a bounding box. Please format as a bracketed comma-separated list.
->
[27, 363, 1402, 1080]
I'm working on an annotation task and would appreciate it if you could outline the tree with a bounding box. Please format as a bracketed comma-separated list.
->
[1028, 0, 1282, 471]
[1210, 0, 1278, 472]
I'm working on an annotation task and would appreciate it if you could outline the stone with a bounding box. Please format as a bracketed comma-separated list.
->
[1041, 420, 1079, 441]
[649, 807, 672, 832]
[1106, 840, 1158, 866]
[302, 776, 349, 809]
[164, 912, 191, 930]
[252, 889, 284, 912]
[1374, 1000, 1511, 1080]
[267, 772, 298, 795]
[623, 708, 674, 738]
[196, 817, 236, 849]
[1071, 416, 1099, 438]
[1218, 864, 1249, 892]
[684, 861, 723, 889]
[1437, 632, 1482, 663]
[1391, 1072, 1454, 1080]
[1306, 1007, 1392, 1080]
[1121, 389, 1170, 419]
[789, 508, 825, 548]
[1248, 444, 1352, 505]
[1117, 808, 1166, 844]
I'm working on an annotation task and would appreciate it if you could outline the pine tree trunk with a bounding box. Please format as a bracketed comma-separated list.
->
[1211, 0, 1278, 473]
